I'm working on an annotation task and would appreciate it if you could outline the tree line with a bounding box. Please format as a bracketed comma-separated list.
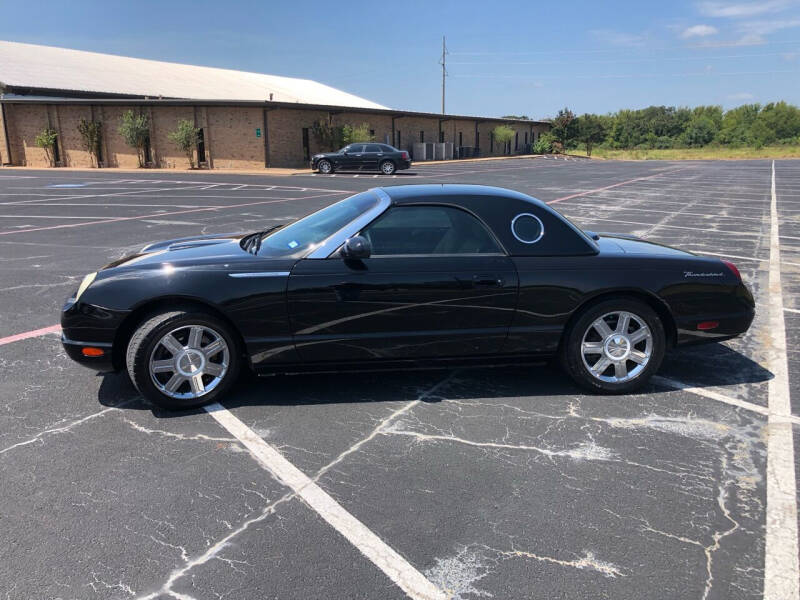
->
[540, 102, 800, 156]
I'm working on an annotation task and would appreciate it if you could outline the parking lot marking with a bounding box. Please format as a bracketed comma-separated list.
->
[546, 168, 686, 204]
[785, 307, 800, 314]
[0, 324, 60, 347]
[0, 190, 347, 236]
[204, 401, 447, 600]
[764, 161, 799, 600]
[653, 376, 800, 424]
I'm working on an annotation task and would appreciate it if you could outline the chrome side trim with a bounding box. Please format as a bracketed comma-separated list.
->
[228, 271, 290, 278]
[306, 189, 392, 259]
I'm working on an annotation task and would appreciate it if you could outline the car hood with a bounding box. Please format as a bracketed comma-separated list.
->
[595, 233, 695, 257]
[102, 232, 257, 271]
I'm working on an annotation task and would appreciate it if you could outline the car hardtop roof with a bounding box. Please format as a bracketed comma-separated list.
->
[375, 184, 545, 207]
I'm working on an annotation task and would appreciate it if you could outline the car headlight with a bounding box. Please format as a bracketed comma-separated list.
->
[75, 272, 97, 301]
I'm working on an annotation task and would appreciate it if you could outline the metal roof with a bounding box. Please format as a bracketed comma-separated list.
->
[0, 40, 389, 109]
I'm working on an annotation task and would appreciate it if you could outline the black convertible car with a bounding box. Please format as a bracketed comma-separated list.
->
[311, 143, 411, 175]
[62, 184, 754, 409]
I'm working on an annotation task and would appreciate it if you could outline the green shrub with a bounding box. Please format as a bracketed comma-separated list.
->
[532, 132, 554, 154]
[167, 119, 201, 168]
[34, 127, 59, 166]
[342, 123, 374, 144]
[492, 125, 515, 153]
[118, 110, 151, 167]
[77, 119, 102, 167]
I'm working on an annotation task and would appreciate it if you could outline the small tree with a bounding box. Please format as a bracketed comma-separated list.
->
[77, 119, 103, 167]
[311, 121, 345, 151]
[574, 114, 607, 156]
[492, 125, 515, 154]
[118, 110, 151, 167]
[167, 119, 200, 168]
[550, 107, 576, 152]
[342, 123, 374, 144]
[34, 127, 59, 166]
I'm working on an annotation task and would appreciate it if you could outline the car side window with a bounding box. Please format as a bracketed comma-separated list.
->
[365, 144, 382, 153]
[361, 205, 502, 256]
[350, 145, 365, 153]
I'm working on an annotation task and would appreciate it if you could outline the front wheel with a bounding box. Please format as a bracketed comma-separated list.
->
[126, 310, 241, 410]
[317, 159, 333, 174]
[379, 160, 396, 175]
[560, 298, 665, 394]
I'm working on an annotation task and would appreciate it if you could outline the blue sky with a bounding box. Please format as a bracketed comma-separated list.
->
[3, 0, 799, 118]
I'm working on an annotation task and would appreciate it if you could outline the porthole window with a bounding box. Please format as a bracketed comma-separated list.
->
[511, 213, 544, 244]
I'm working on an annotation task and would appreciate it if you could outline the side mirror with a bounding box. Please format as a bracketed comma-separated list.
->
[341, 236, 371, 259]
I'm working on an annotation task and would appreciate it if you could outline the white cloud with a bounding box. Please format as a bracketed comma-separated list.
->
[698, 0, 798, 18]
[681, 24, 720, 37]
[590, 29, 647, 47]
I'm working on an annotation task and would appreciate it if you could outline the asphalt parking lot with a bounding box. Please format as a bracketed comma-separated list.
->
[1, 157, 798, 599]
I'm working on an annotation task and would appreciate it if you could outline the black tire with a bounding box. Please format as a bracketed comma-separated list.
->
[559, 297, 665, 394]
[379, 160, 396, 175]
[126, 310, 241, 410]
[317, 159, 333, 174]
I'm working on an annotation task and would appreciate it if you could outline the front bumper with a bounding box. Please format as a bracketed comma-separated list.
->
[61, 297, 127, 372]
[61, 334, 115, 372]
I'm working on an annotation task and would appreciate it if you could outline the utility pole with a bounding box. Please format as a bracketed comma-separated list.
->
[439, 36, 448, 114]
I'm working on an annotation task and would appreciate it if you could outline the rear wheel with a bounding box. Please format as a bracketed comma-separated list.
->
[380, 160, 396, 175]
[126, 310, 241, 410]
[560, 298, 665, 394]
[317, 159, 333, 174]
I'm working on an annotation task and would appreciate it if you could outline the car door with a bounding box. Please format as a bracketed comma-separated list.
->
[342, 144, 365, 171]
[361, 144, 383, 171]
[287, 203, 519, 362]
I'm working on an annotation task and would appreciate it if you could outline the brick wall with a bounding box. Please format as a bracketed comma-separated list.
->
[207, 106, 265, 169]
[0, 102, 549, 168]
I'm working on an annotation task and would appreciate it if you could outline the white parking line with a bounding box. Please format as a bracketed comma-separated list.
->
[204, 402, 446, 600]
[653, 376, 800, 424]
[764, 160, 799, 600]
[785, 307, 800, 314]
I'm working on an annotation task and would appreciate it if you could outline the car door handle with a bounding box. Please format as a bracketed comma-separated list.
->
[473, 274, 503, 287]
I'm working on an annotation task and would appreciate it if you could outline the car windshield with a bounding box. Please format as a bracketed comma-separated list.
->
[257, 191, 379, 257]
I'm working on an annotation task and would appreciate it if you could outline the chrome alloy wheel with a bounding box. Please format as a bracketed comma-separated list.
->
[149, 325, 230, 400]
[380, 161, 395, 174]
[318, 160, 332, 174]
[580, 310, 652, 383]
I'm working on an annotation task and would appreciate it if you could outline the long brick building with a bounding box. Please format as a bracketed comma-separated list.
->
[0, 41, 549, 169]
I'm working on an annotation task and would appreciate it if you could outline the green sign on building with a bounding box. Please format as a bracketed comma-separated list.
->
[255, 128, 261, 138]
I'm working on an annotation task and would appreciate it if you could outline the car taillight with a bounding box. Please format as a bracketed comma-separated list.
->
[721, 259, 741, 281]
[401, 151, 409, 160]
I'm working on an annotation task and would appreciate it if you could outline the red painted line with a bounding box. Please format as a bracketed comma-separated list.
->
[0, 190, 346, 236]
[0, 324, 61, 346]
[546, 168, 687, 205]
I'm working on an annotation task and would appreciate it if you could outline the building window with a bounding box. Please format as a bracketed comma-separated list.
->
[458, 131, 463, 146]
[302, 127, 310, 161]
[397, 130, 401, 147]
[515, 132, 519, 151]
[524, 132, 528, 145]
[419, 130, 424, 143]
[439, 130, 444, 143]
[197, 128, 206, 164]
[370, 129, 375, 137]
[490, 132, 494, 153]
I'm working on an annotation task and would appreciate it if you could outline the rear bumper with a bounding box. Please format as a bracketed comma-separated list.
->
[675, 307, 755, 345]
